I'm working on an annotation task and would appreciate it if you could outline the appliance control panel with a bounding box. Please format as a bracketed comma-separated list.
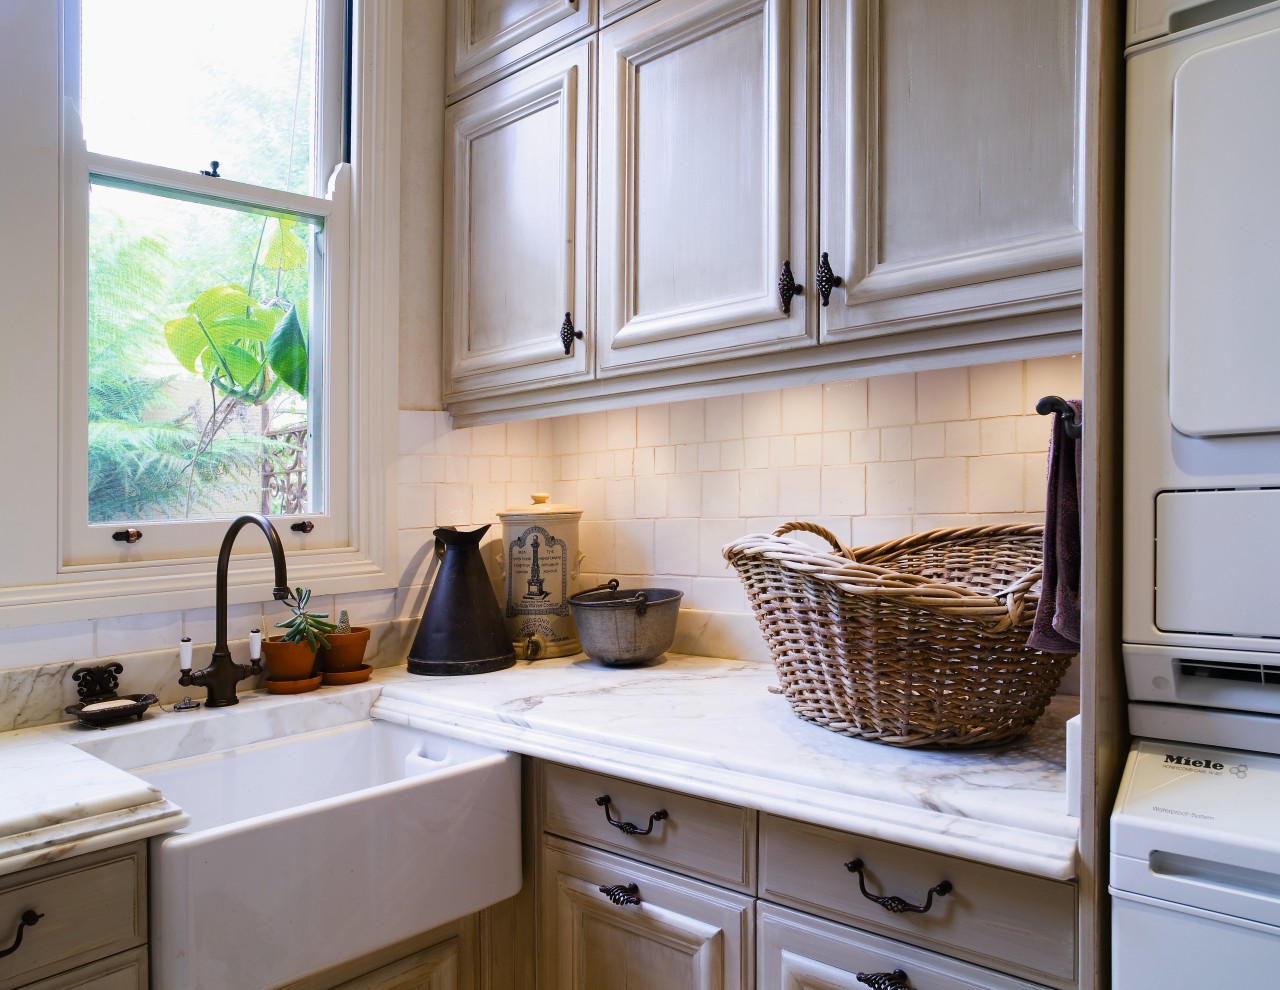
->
[1113, 740, 1280, 854]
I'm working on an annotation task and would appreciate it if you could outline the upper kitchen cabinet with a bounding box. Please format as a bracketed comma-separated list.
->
[447, 0, 598, 101]
[596, 0, 813, 376]
[818, 0, 1083, 342]
[443, 40, 594, 399]
[441, 0, 1085, 424]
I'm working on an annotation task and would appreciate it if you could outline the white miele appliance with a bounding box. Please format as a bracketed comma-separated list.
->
[1117, 1, 1280, 983]
[1124, 0, 1280, 754]
[1112, 742, 1280, 984]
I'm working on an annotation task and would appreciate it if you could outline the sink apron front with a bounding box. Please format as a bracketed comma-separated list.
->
[137, 720, 520, 990]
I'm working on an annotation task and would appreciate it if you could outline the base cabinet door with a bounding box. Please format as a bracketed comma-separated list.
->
[328, 939, 458, 990]
[759, 904, 1050, 990]
[541, 836, 754, 990]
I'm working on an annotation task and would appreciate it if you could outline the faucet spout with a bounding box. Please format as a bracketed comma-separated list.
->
[180, 513, 290, 708]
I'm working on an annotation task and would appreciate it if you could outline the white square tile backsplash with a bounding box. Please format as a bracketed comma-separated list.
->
[0, 356, 1082, 730]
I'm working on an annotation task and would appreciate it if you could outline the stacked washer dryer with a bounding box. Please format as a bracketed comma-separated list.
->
[1116, 0, 1280, 983]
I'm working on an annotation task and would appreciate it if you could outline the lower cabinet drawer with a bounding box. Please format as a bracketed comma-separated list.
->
[540, 762, 756, 892]
[0, 845, 145, 990]
[20, 949, 147, 990]
[759, 903, 1052, 990]
[760, 816, 1076, 987]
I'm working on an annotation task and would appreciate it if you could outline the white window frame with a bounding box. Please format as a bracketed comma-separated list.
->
[0, 0, 401, 627]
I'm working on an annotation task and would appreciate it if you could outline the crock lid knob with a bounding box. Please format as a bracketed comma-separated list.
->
[531, 493, 550, 504]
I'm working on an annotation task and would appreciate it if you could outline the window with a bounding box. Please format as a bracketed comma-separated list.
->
[0, 2, 399, 622]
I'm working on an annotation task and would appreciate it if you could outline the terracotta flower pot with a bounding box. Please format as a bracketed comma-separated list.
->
[262, 637, 319, 681]
[317, 627, 371, 673]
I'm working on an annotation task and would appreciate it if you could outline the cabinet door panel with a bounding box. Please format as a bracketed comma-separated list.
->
[598, 0, 813, 374]
[445, 41, 594, 397]
[541, 837, 753, 990]
[821, 0, 1083, 341]
[448, 0, 596, 100]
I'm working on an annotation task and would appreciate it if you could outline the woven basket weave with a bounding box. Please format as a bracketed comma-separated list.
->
[723, 522, 1074, 748]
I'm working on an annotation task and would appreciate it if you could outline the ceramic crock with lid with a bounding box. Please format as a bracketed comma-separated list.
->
[497, 493, 584, 659]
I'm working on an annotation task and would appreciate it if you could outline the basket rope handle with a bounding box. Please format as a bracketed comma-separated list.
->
[773, 522, 855, 560]
[995, 565, 1043, 627]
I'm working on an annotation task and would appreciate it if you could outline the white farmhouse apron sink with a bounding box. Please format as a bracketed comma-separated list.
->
[128, 720, 520, 990]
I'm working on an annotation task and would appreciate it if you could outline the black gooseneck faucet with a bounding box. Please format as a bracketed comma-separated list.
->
[180, 513, 291, 708]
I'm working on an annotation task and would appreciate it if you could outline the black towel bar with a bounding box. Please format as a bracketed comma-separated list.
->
[1036, 395, 1083, 440]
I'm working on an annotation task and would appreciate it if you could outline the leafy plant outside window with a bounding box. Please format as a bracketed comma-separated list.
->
[87, 199, 317, 523]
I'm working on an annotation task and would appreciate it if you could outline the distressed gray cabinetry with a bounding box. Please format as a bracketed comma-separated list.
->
[818, 0, 1083, 345]
[443, 39, 595, 401]
[594, 0, 814, 377]
[537, 764, 755, 989]
[446, 0, 597, 101]
[532, 763, 1079, 990]
[441, 0, 1083, 423]
[759, 904, 1062, 990]
[0, 844, 146, 990]
[760, 815, 1078, 989]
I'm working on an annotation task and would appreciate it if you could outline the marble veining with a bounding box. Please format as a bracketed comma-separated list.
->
[372, 654, 1080, 879]
[1, 656, 1076, 882]
[0, 737, 186, 876]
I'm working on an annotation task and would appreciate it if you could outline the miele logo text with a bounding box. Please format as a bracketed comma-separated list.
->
[1165, 754, 1224, 770]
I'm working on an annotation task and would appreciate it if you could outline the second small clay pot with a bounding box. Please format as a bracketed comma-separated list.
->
[317, 627, 370, 673]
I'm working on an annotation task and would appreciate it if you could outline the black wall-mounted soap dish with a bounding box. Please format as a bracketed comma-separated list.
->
[63, 661, 158, 729]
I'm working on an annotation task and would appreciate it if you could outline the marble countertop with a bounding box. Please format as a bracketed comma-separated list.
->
[0, 733, 185, 877]
[0, 656, 1078, 882]
[372, 654, 1080, 880]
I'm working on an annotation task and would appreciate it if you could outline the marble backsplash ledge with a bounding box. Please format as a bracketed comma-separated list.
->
[0, 618, 418, 735]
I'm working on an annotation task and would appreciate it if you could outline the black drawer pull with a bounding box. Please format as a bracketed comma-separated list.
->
[595, 794, 668, 836]
[598, 882, 641, 906]
[845, 858, 952, 914]
[857, 969, 911, 990]
[0, 910, 43, 959]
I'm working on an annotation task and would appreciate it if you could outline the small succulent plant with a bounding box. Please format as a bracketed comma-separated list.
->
[275, 587, 336, 650]
[336, 609, 351, 634]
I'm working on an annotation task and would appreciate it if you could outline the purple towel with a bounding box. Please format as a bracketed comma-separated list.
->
[1028, 400, 1082, 653]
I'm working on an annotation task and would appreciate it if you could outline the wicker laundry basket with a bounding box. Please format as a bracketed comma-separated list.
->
[723, 522, 1074, 748]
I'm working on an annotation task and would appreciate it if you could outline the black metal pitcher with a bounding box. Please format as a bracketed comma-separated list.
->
[408, 525, 516, 676]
